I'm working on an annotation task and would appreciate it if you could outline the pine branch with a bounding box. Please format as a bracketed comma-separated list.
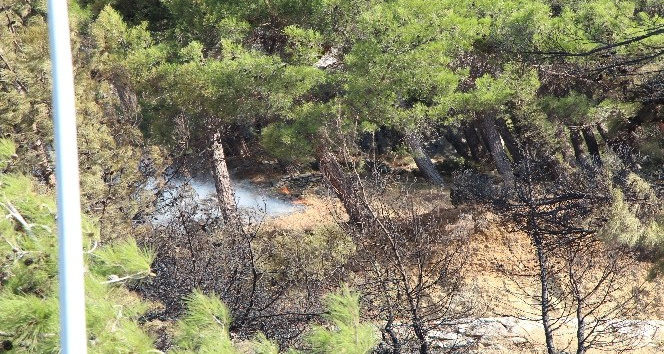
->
[523, 25, 664, 58]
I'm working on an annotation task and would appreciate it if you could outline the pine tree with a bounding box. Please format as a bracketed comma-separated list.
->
[0, 1, 166, 242]
[0, 139, 157, 353]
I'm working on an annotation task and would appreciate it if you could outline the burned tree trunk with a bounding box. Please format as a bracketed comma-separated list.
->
[443, 127, 472, 160]
[318, 149, 374, 225]
[480, 114, 515, 186]
[412, 318, 429, 354]
[463, 124, 490, 162]
[405, 131, 445, 187]
[569, 127, 591, 168]
[534, 234, 558, 354]
[596, 123, 617, 153]
[211, 130, 239, 225]
[384, 316, 402, 354]
[556, 126, 579, 169]
[495, 117, 523, 164]
[581, 126, 602, 166]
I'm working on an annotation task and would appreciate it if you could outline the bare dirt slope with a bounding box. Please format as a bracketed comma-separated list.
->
[263, 181, 664, 353]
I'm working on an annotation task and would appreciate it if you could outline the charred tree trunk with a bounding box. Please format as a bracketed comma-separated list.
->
[495, 117, 523, 164]
[534, 234, 558, 354]
[480, 114, 515, 186]
[443, 127, 472, 160]
[412, 319, 429, 354]
[405, 131, 445, 187]
[385, 316, 402, 354]
[477, 120, 495, 158]
[577, 316, 586, 354]
[569, 127, 590, 168]
[581, 126, 602, 166]
[554, 126, 578, 170]
[211, 131, 239, 225]
[463, 124, 490, 162]
[572, 271, 587, 354]
[318, 149, 374, 226]
[596, 123, 614, 151]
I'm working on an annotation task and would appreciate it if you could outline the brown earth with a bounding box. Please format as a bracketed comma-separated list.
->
[261, 178, 664, 353]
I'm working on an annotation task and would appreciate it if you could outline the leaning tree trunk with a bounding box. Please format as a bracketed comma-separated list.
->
[480, 114, 515, 186]
[581, 126, 602, 166]
[495, 117, 524, 164]
[556, 126, 579, 169]
[405, 130, 445, 187]
[443, 127, 472, 160]
[317, 148, 374, 226]
[463, 124, 491, 162]
[211, 131, 239, 225]
[569, 127, 590, 168]
[385, 315, 402, 354]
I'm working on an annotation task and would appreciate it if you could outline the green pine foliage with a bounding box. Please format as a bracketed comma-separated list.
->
[343, 0, 481, 130]
[283, 25, 324, 65]
[0, 140, 156, 353]
[259, 102, 329, 162]
[259, 226, 355, 279]
[1, 2, 167, 243]
[89, 238, 155, 283]
[168, 286, 377, 354]
[539, 92, 594, 125]
[599, 189, 646, 247]
[599, 176, 664, 249]
[170, 289, 237, 354]
[0, 140, 16, 171]
[0, 294, 59, 352]
[306, 286, 378, 354]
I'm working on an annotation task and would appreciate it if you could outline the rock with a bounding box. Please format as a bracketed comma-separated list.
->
[423, 317, 664, 352]
[611, 319, 664, 345]
[510, 336, 529, 345]
[430, 337, 473, 349]
[428, 330, 459, 341]
[314, 48, 341, 70]
[466, 319, 508, 338]
[496, 317, 544, 338]
[491, 344, 507, 352]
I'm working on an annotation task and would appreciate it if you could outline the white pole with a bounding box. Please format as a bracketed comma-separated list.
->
[46, 1, 88, 353]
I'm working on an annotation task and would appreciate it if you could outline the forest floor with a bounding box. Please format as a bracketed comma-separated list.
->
[250, 164, 664, 353]
[217, 154, 664, 352]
